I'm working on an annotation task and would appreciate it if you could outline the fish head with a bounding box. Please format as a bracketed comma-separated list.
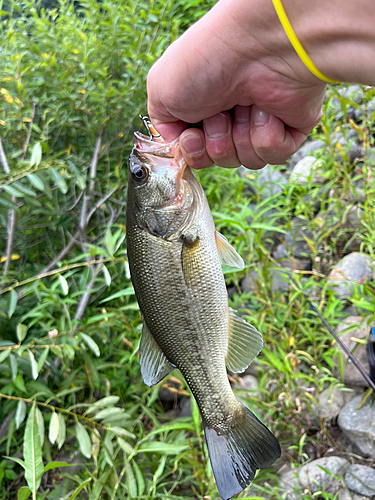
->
[127, 131, 198, 239]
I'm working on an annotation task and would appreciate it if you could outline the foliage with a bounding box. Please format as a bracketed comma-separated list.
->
[0, 0, 374, 499]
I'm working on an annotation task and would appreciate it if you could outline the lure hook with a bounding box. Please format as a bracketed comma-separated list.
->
[140, 115, 161, 141]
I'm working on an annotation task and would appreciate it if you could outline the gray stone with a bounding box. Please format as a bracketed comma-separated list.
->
[317, 386, 360, 420]
[234, 375, 259, 398]
[282, 218, 313, 259]
[241, 269, 260, 294]
[278, 467, 301, 500]
[347, 206, 365, 230]
[329, 253, 374, 300]
[241, 267, 290, 294]
[335, 316, 371, 387]
[279, 257, 311, 271]
[338, 394, 375, 458]
[289, 139, 325, 168]
[290, 155, 324, 183]
[345, 464, 375, 497]
[177, 397, 192, 418]
[340, 487, 371, 500]
[255, 165, 287, 197]
[298, 456, 349, 493]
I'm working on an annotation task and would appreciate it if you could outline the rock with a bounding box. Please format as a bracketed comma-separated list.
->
[238, 374, 259, 392]
[298, 456, 349, 493]
[289, 139, 325, 168]
[340, 487, 371, 500]
[241, 269, 259, 294]
[349, 144, 365, 164]
[329, 253, 374, 300]
[290, 156, 324, 183]
[335, 316, 371, 387]
[177, 397, 192, 418]
[346, 205, 364, 230]
[255, 165, 287, 197]
[317, 386, 360, 420]
[345, 464, 375, 497]
[279, 258, 312, 271]
[278, 467, 301, 500]
[282, 218, 313, 259]
[241, 267, 290, 294]
[338, 394, 375, 458]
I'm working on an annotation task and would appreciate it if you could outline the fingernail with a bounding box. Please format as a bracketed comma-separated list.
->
[252, 107, 270, 127]
[234, 105, 251, 123]
[181, 134, 204, 155]
[204, 113, 229, 138]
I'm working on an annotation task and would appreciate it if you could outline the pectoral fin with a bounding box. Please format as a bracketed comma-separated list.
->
[139, 321, 175, 386]
[215, 231, 244, 269]
[226, 308, 263, 373]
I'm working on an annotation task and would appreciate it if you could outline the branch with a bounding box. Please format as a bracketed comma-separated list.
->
[79, 133, 102, 232]
[0, 139, 17, 276]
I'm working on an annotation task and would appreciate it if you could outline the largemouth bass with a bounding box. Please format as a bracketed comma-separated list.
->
[126, 122, 280, 500]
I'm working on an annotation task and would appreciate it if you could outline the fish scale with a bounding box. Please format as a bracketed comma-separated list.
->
[126, 128, 280, 499]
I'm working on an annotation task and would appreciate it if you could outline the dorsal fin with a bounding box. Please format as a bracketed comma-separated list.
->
[139, 321, 175, 386]
[226, 308, 263, 373]
[215, 231, 244, 269]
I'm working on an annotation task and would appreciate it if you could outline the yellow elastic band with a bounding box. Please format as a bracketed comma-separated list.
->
[271, 0, 339, 84]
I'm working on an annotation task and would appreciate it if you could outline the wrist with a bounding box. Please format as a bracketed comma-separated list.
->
[279, 0, 375, 86]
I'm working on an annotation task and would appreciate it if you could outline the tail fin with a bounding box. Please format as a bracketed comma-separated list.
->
[204, 404, 280, 500]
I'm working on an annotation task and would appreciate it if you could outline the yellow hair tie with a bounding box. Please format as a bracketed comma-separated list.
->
[271, 0, 339, 84]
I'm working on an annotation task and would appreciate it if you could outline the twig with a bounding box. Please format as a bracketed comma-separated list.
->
[79, 133, 102, 232]
[0, 256, 125, 295]
[22, 102, 36, 160]
[0, 138, 17, 276]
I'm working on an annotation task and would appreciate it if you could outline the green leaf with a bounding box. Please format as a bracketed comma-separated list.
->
[30, 143, 42, 167]
[12, 182, 36, 197]
[17, 324, 28, 343]
[29, 350, 38, 380]
[48, 412, 59, 445]
[50, 168, 68, 194]
[58, 275, 69, 296]
[132, 460, 145, 496]
[26, 174, 44, 192]
[109, 426, 135, 439]
[14, 374, 26, 392]
[137, 441, 189, 455]
[104, 228, 114, 256]
[0, 349, 11, 363]
[18, 486, 31, 500]
[93, 407, 124, 420]
[94, 395, 120, 407]
[35, 409, 44, 448]
[102, 265, 111, 287]
[117, 437, 134, 455]
[7, 289, 17, 318]
[43, 461, 77, 473]
[2, 184, 24, 197]
[10, 353, 18, 380]
[76, 422, 91, 458]
[81, 333, 100, 357]
[100, 287, 135, 303]
[5, 456, 25, 469]
[125, 462, 137, 498]
[66, 478, 91, 500]
[57, 414, 66, 450]
[24, 403, 44, 495]
[15, 400, 27, 430]
[37, 349, 49, 372]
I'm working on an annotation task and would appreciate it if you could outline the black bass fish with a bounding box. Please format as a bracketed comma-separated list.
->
[126, 121, 280, 499]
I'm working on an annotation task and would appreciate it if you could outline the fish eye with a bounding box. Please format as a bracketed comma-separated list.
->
[132, 165, 149, 184]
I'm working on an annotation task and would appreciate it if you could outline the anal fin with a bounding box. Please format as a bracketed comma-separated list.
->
[139, 321, 175, 387]
[226, 308, 263, 373]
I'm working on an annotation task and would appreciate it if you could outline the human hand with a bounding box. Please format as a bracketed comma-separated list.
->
[147, 0, 327, 170]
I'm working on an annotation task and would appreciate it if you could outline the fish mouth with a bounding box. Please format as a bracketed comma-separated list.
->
[132, 131, 187, 178]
